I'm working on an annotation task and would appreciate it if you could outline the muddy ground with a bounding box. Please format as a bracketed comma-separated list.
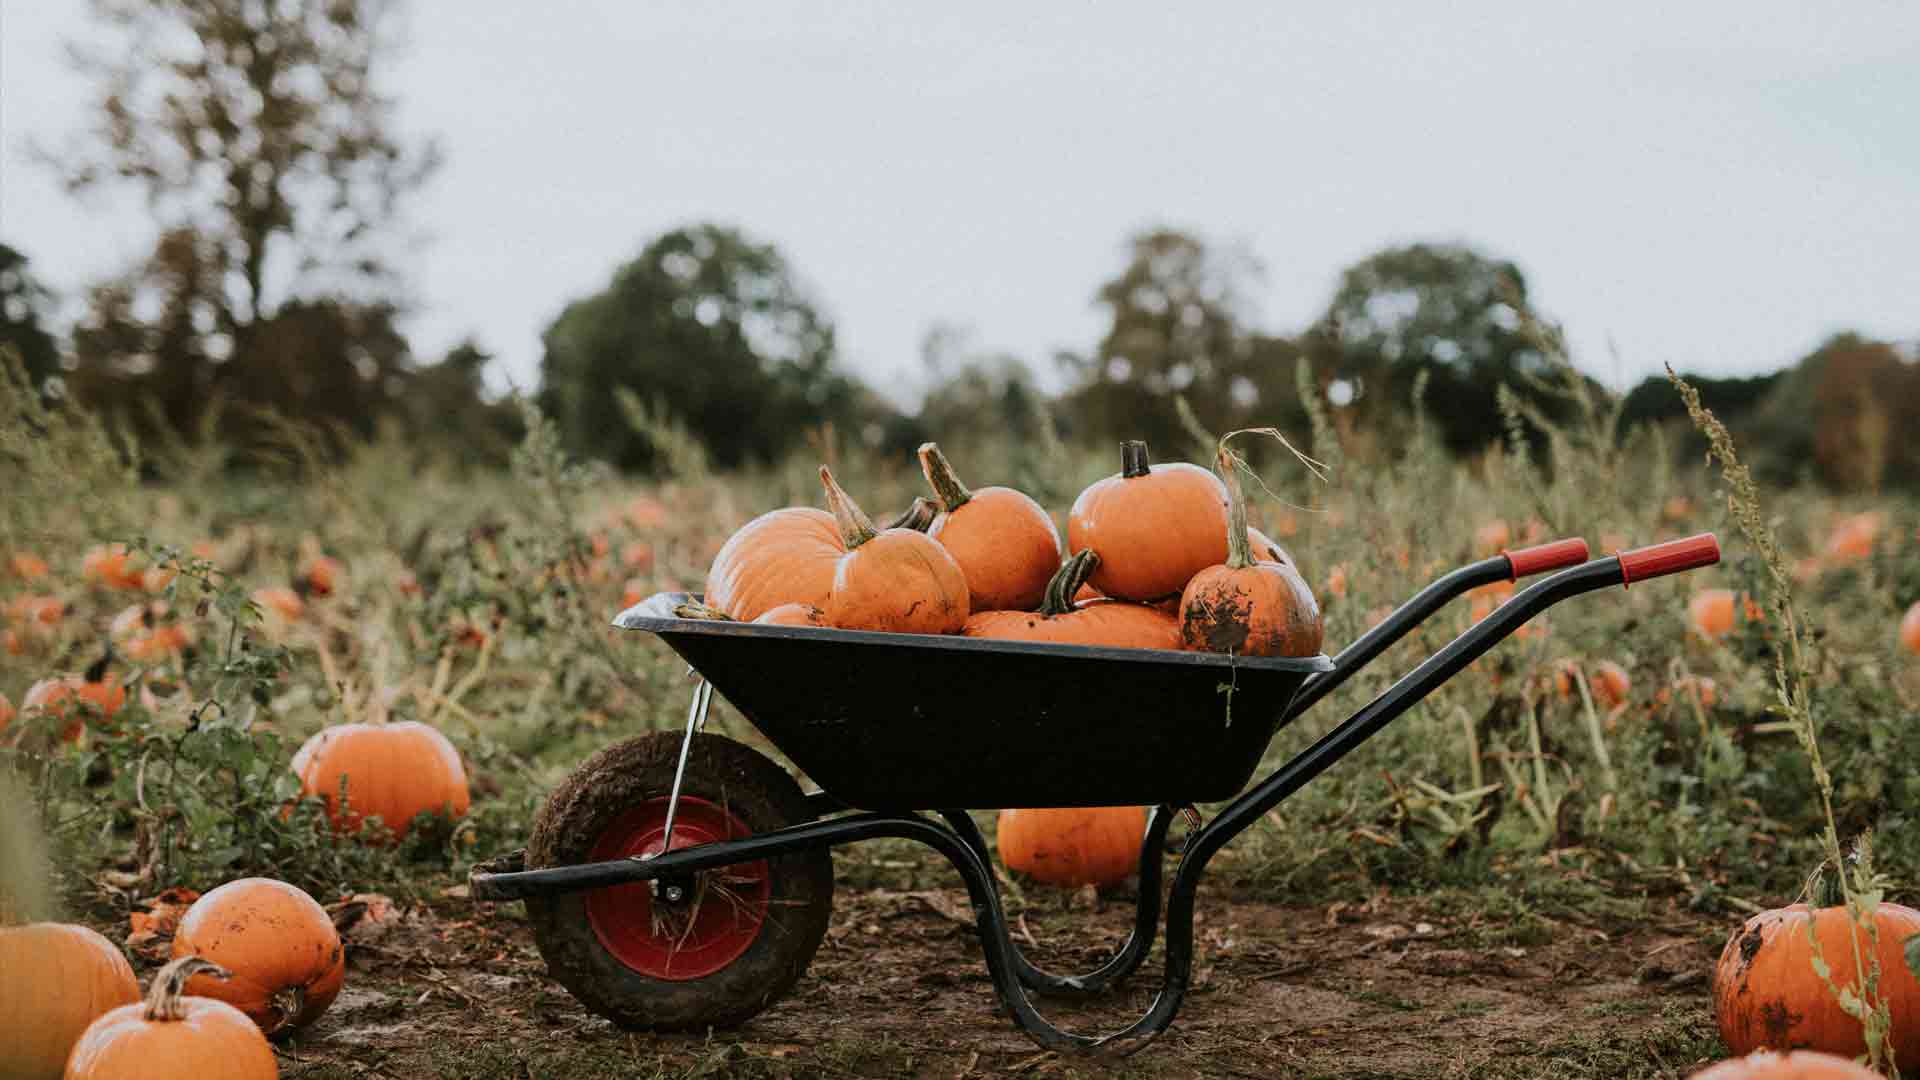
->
[107, 860, 1736, 1080]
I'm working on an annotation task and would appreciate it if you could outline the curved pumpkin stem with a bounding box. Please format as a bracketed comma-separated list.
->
[887, 497, 938, 533]
[1120, 440, 1152, 479]
[1039, 550, 1101, 617]
[672, 599, 734, 621]
[916, 443, 974, 512]
[819, 466, 879, 549]
[1216, 446, 1255, 570]
[144, 955, 230, 1022]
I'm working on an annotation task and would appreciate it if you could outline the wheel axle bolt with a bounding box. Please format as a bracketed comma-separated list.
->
[662, 885, 686, 903]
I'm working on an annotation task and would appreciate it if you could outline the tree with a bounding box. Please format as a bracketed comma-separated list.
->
[540, 224, 884, 470]
[0, 245, 60, 389]
[48, 0, 438, 442]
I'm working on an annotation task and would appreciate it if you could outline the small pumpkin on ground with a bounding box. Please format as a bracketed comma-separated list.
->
[917, 443, 1061, 612]
[1549, 659, 1631, 708]
[63, 956, 277, 1079]
[303, 555, 345, 597]
[8, 551, 50, 580]
[1712, 900, 1920, 1069]
[1067, 440, 1229, 603]
[0, 921, 139, 1080]
[1690, 588, 1762, 640]
[291, 721, 471, 841]
[818, 466, 969, 634]
[962, 550, 1180, 650]
[704, 506, 843, 622]
[22, 658, 127, 746]
[998, 806, 1147, 888]
[170, 878, 346, 1036]
[251, 586, 304, 624]
[1178, 447, 1323, 657]
[81, 544, 146, 592]
[1688, 1050, 1884, 1079]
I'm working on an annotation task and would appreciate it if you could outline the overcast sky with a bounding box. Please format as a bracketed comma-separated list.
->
[3, 4, 1916, 406]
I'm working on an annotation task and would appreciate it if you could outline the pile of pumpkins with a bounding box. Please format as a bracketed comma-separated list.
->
[2, 877, 344, 1079]
[699, 438, 1323, 890]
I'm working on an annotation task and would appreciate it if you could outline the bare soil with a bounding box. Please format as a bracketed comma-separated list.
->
[185, 869, 1733, 1080]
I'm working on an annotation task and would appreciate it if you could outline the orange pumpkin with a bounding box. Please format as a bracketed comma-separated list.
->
[7, 594, 66, 627]
[1067, 441, 1228, 603]
[621, 542, 654, 573]
[1324, 563, 1349, 600]
[1474, 520, 1512, 556]
[292, 721, 471, 841]
[1690, 588, 1762, 640]
[1823, 512, 1882, 563]
[704, 507, 843, 622]
[1559, 659, 1629, 708]
[1246, 526, 1296, 569]
[1688, 1050, 1884, 1080]
[1713, 902, 1920, 1068]
[621, 577, 649, 610]
[8, 551, 50, 580]
[0, 922, 139, 1079]
[1900, 601, 1920, 656]
[918, 442, 1061, 612]
[64, 956, 277, 1079]
[1177, 447, 1323, 658]
[170, 878, 345, 1036]
[818, 466, 969, 634]
[1652, 675, 1720, 712]
[23, 670, 127, 745]
[81, 544, 146, 591]
[303, 555, 344, 598]
[624, 494, 668, 530]
[964, 550, 1181, 650]
[250, 586, 304, 623]
[0, 691, 14, 733]
[998, 806, 1146, 888]
[754, 603, 828, 627]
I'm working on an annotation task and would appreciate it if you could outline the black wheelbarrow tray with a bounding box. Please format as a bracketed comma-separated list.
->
[470, 533, 1720, 1055]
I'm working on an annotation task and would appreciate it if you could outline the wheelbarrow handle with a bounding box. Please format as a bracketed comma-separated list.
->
[1619, 533, 1721, 586]
[1503, 537, 1591, 579]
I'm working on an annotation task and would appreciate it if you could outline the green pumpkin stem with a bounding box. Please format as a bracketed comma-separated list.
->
[145, 955, 230, 1022]
[887, 497, 938, 533]
[672, 600, 734, 621]
[1040, 550, 1101, 616]
[1120, 440, 1152, 479]
[917, 443, 973, 512]
[819, 466, 879, 548]
[1218, 446, 1254, 570]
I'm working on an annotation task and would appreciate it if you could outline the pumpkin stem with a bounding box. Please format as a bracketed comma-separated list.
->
[916, 443, 974, 512]
[1120, 440, 1152, 479]
[144, 956, 230, 1023]
[1217, 446, 1255, 570]
[819, 466, 879, 548]
[83, 648, 114, 685]
[887, 497, 939, 533]
[672, 600, 734, 621]
[1039, 550, 1101, 616]
[266, 984, 306, 1034]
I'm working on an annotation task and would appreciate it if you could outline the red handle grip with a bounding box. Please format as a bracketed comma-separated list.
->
[1618, 532, 1720, 586]
[1503, 538, 1591, 580]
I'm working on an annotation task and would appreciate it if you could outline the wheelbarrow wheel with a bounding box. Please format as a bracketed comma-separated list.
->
[525, 731, 832, 1031]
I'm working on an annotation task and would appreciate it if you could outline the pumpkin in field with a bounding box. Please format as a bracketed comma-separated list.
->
[620, 542, 653, 573]
[64, 956, 277, 1079]
[1822, 512, 1882, 563]
[998, 806, 1146, 888]
[1688, 1050, 1883, 1079]
[1712, 901, 1920, 1069]
[917, 442, 1061, 612]
[8, 594, 67, 628]
[704, 506, 843, 622]
[0, 922, 139, 1079]
[302, 555, 345, 598]
[1178, 447, 1323, 658]
[292, 721, 471, 841]
[81, 545, 146, 592]
[1474, 520, 1512, 556]
[1324, 563, 1349, 600]
[170, 878, 345, 1035]
[251, 586, 304, 623]
[22, 667, 127, 746]
[754, 602, 828, 627]
[818, 466, 969, 634]
[8, 551, 50, 580]
[110, 603, 193, 663]
[1550, 659, 1631, 708]
[1652, 675, 1720, 712]
[1067, 440, 1229, 603]
[1690, 588, 1762, 640]
[1900, 601, 1920, 655]
[963, 550, 1181, 650]
[0, 692, 14, 733]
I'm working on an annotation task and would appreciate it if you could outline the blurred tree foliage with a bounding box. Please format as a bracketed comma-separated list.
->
[0, 245, 60, 389]
[44, 0, 493, 459]
[539, 224, 896, 470]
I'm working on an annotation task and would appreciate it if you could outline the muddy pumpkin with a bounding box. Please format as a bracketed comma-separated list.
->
[1712, 901, 1920, 1069]
[170, 878, 346, 1036]
[1177, 447, 1322, 657]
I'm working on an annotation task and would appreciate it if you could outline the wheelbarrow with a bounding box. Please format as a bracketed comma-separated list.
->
[469, 532, 1720, 1055]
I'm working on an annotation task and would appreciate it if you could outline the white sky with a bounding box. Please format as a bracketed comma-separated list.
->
[3, 4, 1917, 407]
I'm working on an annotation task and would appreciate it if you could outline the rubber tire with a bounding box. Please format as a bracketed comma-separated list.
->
[525, 732, 833, 1031]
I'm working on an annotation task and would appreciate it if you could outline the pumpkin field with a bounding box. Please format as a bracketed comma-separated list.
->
[3, 354, 1918, 1079]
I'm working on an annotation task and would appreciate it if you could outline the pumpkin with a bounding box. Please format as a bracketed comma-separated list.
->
[1324, 563, 1349, 600]
[1246, 526, 1296, 569]
[1662, 496, 1695, 524]
[1177, 447, 1323, 658]
[8, 552, 50, 580]
[1550, 659, 1630, 708]
[963, 550, 1181, 650]
[754, 603, 828, 627]
[917, 442, 1061, 612]
[81, 545, 145, 592]
[818, 466, 969, 634]
[23, 668, 127, 746]
[1067, 440, 1229, 603]
[1688, 1050, 1884, 1080]
[704, 506, 843, 622]
[0, 922, 139, 1079]
[1823, 512, 1881, 563]
[1900, 601, 1919, 656]
[170, 878, 345, 1036]
[621, 542, 653, 573]
[1653, 675, 1720, 711]
[998, 806, 1146, 888]
[0, 692, 14, 733]
[303, 556, 344, 598]
[291, 721, 471, 841]
[1713, 901, 1920, 1068]
[250, 587, 304, 623]
[63, 956, 277, 1079]
[1474, 520, 1512, 556]
[1690, 588, 1762, 640]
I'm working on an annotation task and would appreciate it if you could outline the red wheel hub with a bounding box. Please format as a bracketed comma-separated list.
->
[584, 795, 771, 980]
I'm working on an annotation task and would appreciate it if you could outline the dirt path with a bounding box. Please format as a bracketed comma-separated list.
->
[224, 875, 1729, 1080]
